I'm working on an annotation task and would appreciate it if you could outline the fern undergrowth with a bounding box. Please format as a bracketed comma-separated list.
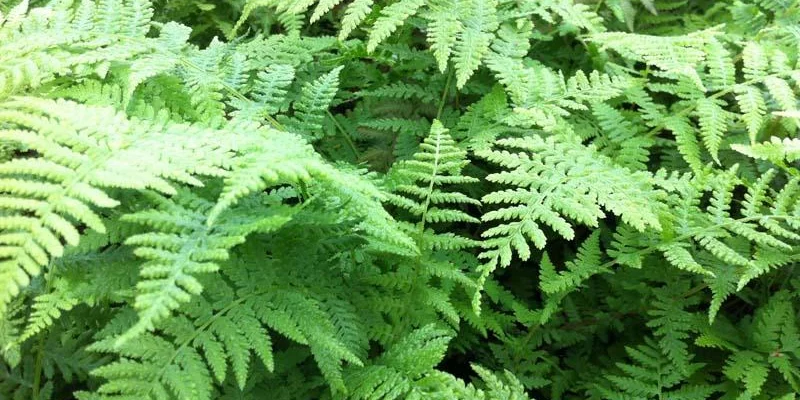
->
[2, 0, 800, 399]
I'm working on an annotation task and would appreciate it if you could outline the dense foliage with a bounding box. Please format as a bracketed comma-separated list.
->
[1, 0, 800, 398]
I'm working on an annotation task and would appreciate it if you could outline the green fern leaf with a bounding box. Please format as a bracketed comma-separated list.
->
[367, 0, 426, 53]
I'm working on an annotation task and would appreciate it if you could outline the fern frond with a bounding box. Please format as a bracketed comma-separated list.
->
[610, 168, 800, 322]
[339, 0, 374, 39]
[538, 231, 605, 295]
[386, 120, 480, 230]
[424, 0, 464, 72]
[473, 133, 664, 310]
[343, 324, 453, 399]
[732, 136, 800, 164]
[0, 98, 228, 316]
[209, 128, 417, 255]
[117, 191, 256, 343]
[18, 280, 78, 343]
[283, 66, 343, 140]
[734, 85, 768, 144]
[452, 0, 499, 88]
[476, 134, 662, 275]
[231, 64, 295, 122]
[695, 97, 729, 163]
[589, 29, 716, 88]
[367, 0, 426, 53]
[596, 338, 716, 399]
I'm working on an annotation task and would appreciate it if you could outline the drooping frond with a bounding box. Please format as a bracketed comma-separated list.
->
[0, 97, 229, 315]
[342, 324, 453, 399]
[475, 133, 664, 293]
[610, 167, 800, 322]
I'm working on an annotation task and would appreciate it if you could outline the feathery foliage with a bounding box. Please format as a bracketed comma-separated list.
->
[3, 0, 800, 399]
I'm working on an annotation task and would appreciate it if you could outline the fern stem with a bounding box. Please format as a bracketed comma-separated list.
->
[30, 332, 46, 399]
[418, 133, 442, 234]
[436, 67, 454, 120]
[30, 270, 54, 399]
[327, 110, 360, 159]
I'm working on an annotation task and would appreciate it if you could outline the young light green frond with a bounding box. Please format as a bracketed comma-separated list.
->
[0, 97, 230, 316]
[695, 97, 729, 163]
[704, 38, 735, 90]
[763, 76, 797, 114]
[478, 134, 662, 259]
[231, 64, 295, 122]
[310, 0, 344, 23]
[453, 0, 499, 88]
[734, 85, 767, 144]
[589, 30, 715, 88]
[732, 136, 800, 164]
[538, 231, 605, 295]
[284, 66, 343, 140]
[124, 22, 191, 103]
[424, 0, 464, 72]
[387, 120, 480, 229]
[562, 2, 606, 31]
[659, 243, 714, 277]
[367, 0, 426, 53]
[179, 39, 230, 123]
[0, 0, 185, 99]
[339, 0, 374, 39]
[742, 42, 768, 81]
[488, 59, 631, 130]
[207, 129, 324, 225]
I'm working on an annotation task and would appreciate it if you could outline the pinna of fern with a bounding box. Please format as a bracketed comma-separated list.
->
[232, 0, 609, 89]
[473, 129, 665, 308]
[606, 166, 800, 322]
[375, 121, 481, 332]
[5, 0, 800, 399]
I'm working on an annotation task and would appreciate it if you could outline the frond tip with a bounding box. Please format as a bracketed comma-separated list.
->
[386, 120, 480, 230]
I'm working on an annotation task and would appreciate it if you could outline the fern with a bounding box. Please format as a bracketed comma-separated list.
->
[593, 338, 718, 399]
[0, 97, 227, 314]
[610, 167, 800, 322]
[5, 0, 800, 399]
[386, 120, 480, 230]
[449, 0, 499, 87]
[475, 133, 663, 294]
